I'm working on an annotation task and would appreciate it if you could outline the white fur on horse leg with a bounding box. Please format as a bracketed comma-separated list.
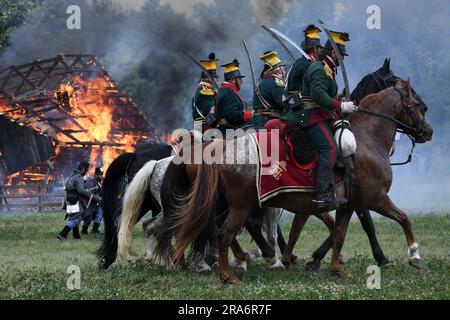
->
[233, 258, 248, 280]
[248, 248, 262, 260]
[408, 242, 421, 260]
[143, 235, 156, 263]
[264, 256, 286, 271]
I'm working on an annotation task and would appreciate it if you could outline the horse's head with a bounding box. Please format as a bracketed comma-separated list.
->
[393, 79, 433, 143]
[352, 58, 398, 104]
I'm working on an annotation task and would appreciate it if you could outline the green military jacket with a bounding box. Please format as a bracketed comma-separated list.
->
[215, 83, 246, 130]
[251, 75, 287, 126]
[282, 59, 340, 126]
[192, 83, 215, 121]
[286, 56, 312, 94]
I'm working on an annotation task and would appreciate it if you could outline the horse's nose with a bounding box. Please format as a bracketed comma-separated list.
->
[424, 123, 433, 141]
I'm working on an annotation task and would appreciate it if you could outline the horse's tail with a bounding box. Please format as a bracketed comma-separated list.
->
[96, 152, 135, 269]
[154, 161, 190, 262]
[172, 163, 221, 264]
[117, 160, 158, 260]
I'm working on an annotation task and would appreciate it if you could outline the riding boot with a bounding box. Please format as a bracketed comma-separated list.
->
[314, 161, 336, 209]
[81, 224, 89, 235]
[73, 227, 81, 240]
[92, 222, 100, 234]
[57, 226, 71, 240]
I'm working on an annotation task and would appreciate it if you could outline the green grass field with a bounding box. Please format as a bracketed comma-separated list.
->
[0, 212, 448, 300]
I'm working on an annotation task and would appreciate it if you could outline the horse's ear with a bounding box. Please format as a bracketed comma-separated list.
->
[406, 78, 413, 96]
[382, 58, 390, 73]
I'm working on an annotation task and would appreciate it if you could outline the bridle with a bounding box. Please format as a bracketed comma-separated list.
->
[358, 83, 427, 166]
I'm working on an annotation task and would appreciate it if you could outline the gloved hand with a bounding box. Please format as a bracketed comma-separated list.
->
[340, 101, 358, 114]
[94, 194, 102, 203]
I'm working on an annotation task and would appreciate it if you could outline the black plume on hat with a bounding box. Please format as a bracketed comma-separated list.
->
[209, 52, 216, 60]
[232, 59, 240, 65]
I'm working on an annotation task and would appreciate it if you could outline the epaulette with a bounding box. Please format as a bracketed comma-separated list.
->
[274, 77, 285, 87]
[323, 62, 334, 80]
[200, 86, 215, 96]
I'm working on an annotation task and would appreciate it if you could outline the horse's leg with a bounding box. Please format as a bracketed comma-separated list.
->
[137, 215, 161, 267]
[244, 221, 285, 271]
[306, 212, 336, 272]
[330, 207, 353, 276]
[218, 207, 253, 284]
[281, 213, 309, 269]
[276, 224, 301, 264]
[355, 208, 392, 267]
[230, 238, 250, 280]
[370, 194, 421, 269]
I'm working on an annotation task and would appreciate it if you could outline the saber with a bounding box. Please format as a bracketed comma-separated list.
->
[317, 19, 351, 101]
[263, 26, 311, 61]
[242, 39, 271, 110]
[183, 52, 220, 91]
[262, 26, 296, 64]
[242, 39, 258, 91]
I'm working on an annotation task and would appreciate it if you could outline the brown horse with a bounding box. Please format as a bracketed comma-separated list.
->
[167, 79, 433, 283]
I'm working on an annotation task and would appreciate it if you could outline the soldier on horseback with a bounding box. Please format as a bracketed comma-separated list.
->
[285, 24, 322, 103]
[192, 53, 219, 132]
[282, 30, 358, 209]
[251, 51, 287, 127]
[216, 59, 253, 137]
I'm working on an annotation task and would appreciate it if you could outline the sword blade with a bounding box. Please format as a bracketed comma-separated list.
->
[183, 52, 220, 91]
[262, 26, 296, 64]
[242, 39, 258, 91]
[265, 26, 311, 61]
[317, 19, 351, 101]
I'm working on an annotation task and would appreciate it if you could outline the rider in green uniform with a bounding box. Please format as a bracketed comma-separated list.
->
[282, 31, 358, 208]
[284, 24, 322, 113]
[216, 59, 253, 137]
[192, 53, 219, 132]
[251, 51, 287, 127]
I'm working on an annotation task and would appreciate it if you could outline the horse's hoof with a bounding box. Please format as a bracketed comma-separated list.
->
[378, 258, 393, 268]
[291, 256, 304, 265]
[408, 258, 422, 270]
[222, 275, 240, 285]
[198, 268, 212, 276]
[136, 257, 150, 268]
[330, 269, 344, 277]
[234, 266, 246, 280]
[306, 260, 320, 273]
[338, 255, 345, 265]
[269, 259, 286, 272]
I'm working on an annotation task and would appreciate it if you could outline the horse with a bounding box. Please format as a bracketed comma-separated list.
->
[98, 134, 289, 273]
[96, 143, 173, 269]
[157, 79, 432, 283]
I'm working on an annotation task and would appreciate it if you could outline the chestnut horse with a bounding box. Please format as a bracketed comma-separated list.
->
[165, 80, 433, 283]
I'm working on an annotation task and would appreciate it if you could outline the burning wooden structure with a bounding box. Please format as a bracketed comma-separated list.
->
[0, 54, 156, 210]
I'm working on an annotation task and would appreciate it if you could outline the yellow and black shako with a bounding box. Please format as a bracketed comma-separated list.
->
[251, 51, 287, 126]
[287, 24, 322, 95]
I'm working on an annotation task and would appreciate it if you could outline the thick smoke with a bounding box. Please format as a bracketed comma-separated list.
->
[1, 0, 449, 213]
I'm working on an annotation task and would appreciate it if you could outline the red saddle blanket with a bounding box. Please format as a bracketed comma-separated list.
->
[252, 128, 342, 205]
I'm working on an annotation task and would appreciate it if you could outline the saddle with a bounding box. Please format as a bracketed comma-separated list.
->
[264, 119, 317, 167]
